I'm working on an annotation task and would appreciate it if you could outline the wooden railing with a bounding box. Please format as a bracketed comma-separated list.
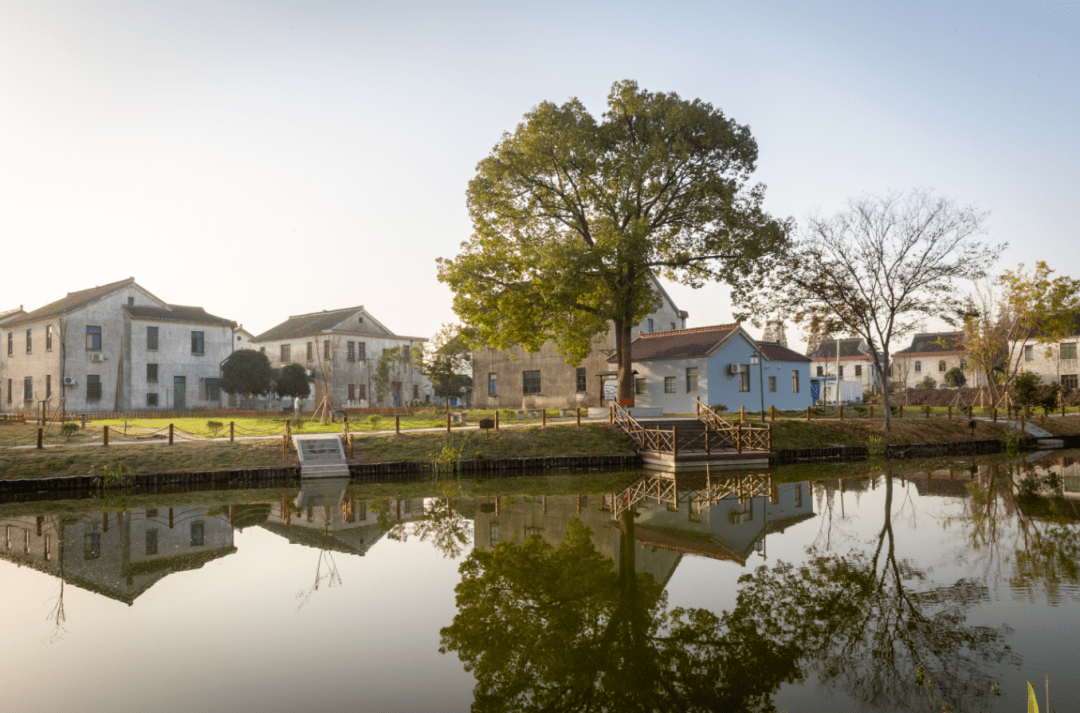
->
[614, 471, 774, 517]
[695, 398, 772, 453]
[611, 401, 679, 455]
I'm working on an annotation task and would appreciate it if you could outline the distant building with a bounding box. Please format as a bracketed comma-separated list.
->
[806, 337, 883, 399]
[471, 276, 687, 410]
[893, 332, 966, 389]
[612, 323, 812, 413]
[0, 278, 237, 414]
[250, 306, 432, 409]
[1010, 314, 1080, 391]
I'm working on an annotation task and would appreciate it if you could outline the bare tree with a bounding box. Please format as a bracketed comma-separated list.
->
[742, 189, 1002, 430]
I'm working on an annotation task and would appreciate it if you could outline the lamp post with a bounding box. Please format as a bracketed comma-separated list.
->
[750, 352, 765, 423]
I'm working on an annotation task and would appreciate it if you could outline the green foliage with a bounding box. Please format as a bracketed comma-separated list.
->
[438, 80, 789, 399]
[95, 463, 133, 489]
[60, 423, 79, 441]
[918, 376, 937, 389]
[220, 349, 273, 397]
[944, 366, 967, 387]
[1013, 372, 1042, 414]
[866, 435, 885, 457]
[414, 324, 472, 407]
[274, 362, 311, 400]
[710, 403, 729, 414]
[367, 414, 382, 430]
[206, 420, 223, 432]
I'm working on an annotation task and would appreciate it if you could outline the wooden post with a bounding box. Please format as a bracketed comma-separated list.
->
[740, 405, 745, 423]
[349, 434, 355, 458]
[168, 423, 174, 445]
[447, 412, 451, 434]
[495, 410, 500, 431]
[839, 405, 844, 421]
[806, 406, 811, 421]
[992, 407, 997, 422]
[344, 418, 350, 442]
[282, 434, 288, 460]
[1021, 413, 1026, 433]
[737, 423, 743, 454]
[870, 405, 874, 420]
[672, 425, 679, 457]
[609, 406, 613, 425]
[103, 425, 109, 447]
[899, 405, 904, 419]
[37, 427, 43, 450]
[770, 405, 776, 422]
[395, 415, 400, 435]
[925, 404, 931, 419]
[576, 408, 581, 427]
[230, 421, 235, 443]
[705, 429, 711, 455]
[286, 419, 291, 440]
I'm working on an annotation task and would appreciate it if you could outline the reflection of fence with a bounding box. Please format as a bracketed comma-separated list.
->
[613, 471, 774, 517]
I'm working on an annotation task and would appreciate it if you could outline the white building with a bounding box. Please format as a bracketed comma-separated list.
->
[1010, 315, 1080, 391]
[0, 278, 237, 414]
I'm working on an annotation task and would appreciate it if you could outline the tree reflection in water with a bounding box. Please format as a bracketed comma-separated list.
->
[440, 475, 1014, 713]
[383, 497, 473, 559]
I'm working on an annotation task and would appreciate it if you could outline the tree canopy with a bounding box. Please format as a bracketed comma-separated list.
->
[219, 349, 273, 397]
[274, 362, 311, 400]
[438, 80, 790, 400]
[741, 189, 1001, 430]
[413, 324, 472, 412]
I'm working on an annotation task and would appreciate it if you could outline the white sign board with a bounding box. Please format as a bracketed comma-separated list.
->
[603, 379, 618, 401]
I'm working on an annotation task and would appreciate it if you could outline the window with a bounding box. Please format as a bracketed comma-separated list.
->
[938, 360, 946, 372]
[914, 361, 922, 372]
[687, 367, 698, 393]
[23, 377, 32, 401]
[324, 341, 331, 360]
[647, 319, 654, 333]
[838, 366, 844, 378]
[1024, 345, 1034, 361]
[146, 326, 158, 351]
[1062, 343, 1077, 360]
[147, 393, 158, 406]
[348, 384, 355, 400]
[25, 328, 31, 354]
[147, 363, 158, 382]
[488, 372, 497, 396]
[635, 378, 646, 395]
[665, 376, 676, 393]
[1061, 374, 1078, 390]
[413, 384, 419, 400]
[854, 365, 862, 377]
[191, 331, 204, 354]
[190, 522, 204, 547]
[671, 322, 676, 330]
[768, 376, 776, 393]
[87, 375, 101, 400]
[523, 370, 541, 394]
[6, 332, 11, 355]
[489, 523, 500, 545]
[205, 378, 220, 401]
[260, 346, 265, 353]
[146, 530, 158, 556]
[5, 379, 10, 403]
[576, 367, 587, 392]
[280, 344, 291, 362]
[347, 342, 355, 361]
[46, 325, 52, 351]
[84, 532, 101, 560]
[306, 342, 313, 361]
[86, 325, 101, 350]
[792, 370, 800, 393]
[357, 342, 366, 360]
[358, 384, 366, 400]
[738, 367, 750, 392]
[816, 365, 823, 376]
[357, 501, 367, 520]
[127, 296, 135, 306]
[45, 375, 51, 400]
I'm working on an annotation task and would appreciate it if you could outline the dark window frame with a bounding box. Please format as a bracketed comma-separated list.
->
[306, 342, 313, 361]
[687, 367, 699, 393]
[576, 367, 587, 393]
[280, 344, 291, 362]
[25, 328, 31, 354]
[147, 363, 158, 383]
[488, 372, 497, 396]
[522, 370, 542, 394]
[664, 376, 676, 393]
[86, 325, 102, 351]
[23, 376, 32, 401]
[191, 331, 204, 355]
[86, 375, 102, 401]
[146, 326, 158, 351]
[46, 325, 53, 351]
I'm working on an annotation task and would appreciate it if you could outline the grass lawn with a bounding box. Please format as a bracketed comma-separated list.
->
[770, 418, 1015, 450]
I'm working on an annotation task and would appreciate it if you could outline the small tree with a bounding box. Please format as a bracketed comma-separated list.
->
[741, 189, 1001, 431]
[1013, 372, 1041, 415]
[413, 324, 472, 414]
[918, 376, 937, 389]
[943, 367, 966, 388]
[374, 346, 409, 409]
[220, 349, 273, 399]
[274, 363, 311, 401]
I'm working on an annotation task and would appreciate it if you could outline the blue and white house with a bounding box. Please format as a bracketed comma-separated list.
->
[611, 324, 813, 414]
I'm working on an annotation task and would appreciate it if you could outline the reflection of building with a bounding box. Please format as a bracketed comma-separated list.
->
[260, 491, 425, 556]
[0, 507, 235, 604]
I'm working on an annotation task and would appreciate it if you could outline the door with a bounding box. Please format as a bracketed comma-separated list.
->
[174, 376, 186, 410]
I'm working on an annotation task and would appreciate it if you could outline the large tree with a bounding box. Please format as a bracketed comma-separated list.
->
[741, 189, 1001, 430]
[437, 80, 790, 401]
[219, 349, 273, 399]
[413, 324, 472, 413]
[274, 362, 311, 401]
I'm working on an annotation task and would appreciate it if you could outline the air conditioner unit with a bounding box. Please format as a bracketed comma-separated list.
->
[90, 353, 103, 362]
[726, 363, 740, 376]
[63, 376, 77, 386]
[729, 510, 753, 525]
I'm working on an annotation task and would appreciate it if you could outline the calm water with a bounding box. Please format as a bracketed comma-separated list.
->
[3, 453, 1080, 713]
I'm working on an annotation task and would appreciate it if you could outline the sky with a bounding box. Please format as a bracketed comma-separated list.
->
[1, 1, 1076, 353]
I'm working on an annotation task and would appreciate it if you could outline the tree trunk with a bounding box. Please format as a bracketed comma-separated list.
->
[879, 353, 893, 432]
[614, 317, 634, 404]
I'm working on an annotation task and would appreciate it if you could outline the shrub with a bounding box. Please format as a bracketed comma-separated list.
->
[710, 404, 729, 414]
[918, 376, 937, 389]
[61, 423, 79, 441]
[943, 367, 966, 388]
[206, 420, 224, 432]
[1013, 372, 1041, 415]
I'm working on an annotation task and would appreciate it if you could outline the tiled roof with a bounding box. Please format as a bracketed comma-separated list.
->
[807, 338, 866, 360]
[6, 277, 141, 326]
[894, 332, 965, 356]
[252, 307, 365, 342]
[0, 307, 26, 325]
[123, 304, 236, 328]
[756, 341, 811, 363]
[608, 324, 741, 362]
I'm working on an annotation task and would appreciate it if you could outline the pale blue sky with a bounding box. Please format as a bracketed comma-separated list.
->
[1, 1, 1076, 350]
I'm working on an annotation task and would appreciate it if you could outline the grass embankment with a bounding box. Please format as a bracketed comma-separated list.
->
[769, 418, 1015, 450]
[0, 423, 635, 480]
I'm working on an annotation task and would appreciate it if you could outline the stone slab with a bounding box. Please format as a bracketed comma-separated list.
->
[294, 434, 350, 478]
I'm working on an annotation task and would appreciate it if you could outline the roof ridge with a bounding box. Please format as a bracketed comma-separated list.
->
[287, 306, 363, 319]
[638, 323, 739, 339]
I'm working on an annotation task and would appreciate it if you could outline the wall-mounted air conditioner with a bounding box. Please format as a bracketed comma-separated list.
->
[726, 363, 740, 376]
[90, 353, 103, 362]
[63, 376, 77, 386]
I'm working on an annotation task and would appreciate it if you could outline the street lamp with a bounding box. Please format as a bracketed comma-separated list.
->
[750, 352, 765, 423]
